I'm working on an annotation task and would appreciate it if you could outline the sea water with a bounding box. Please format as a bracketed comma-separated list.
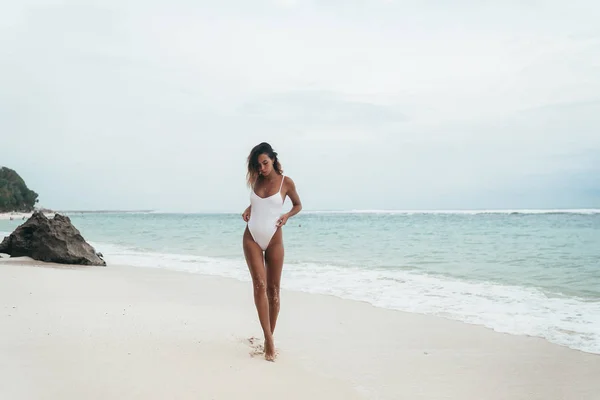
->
[2, 209, 599, 354]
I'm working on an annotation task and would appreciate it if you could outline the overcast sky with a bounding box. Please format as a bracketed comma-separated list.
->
[1, 0, 599, 212]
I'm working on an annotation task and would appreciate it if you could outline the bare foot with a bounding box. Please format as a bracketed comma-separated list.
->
[264, 336, 276, 362]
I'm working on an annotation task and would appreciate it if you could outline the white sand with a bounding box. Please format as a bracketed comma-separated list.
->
[0, 212, 30, 221]
[1, 258, 599, 399]
[0, 212, 55, 221]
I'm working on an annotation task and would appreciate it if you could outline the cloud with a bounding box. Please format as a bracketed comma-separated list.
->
[235, 90, 408, 142]
[0, 0, 598, 211]
[272, 0, 299, 8]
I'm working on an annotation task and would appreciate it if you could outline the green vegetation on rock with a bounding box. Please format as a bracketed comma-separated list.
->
[0, 167, 39, 212]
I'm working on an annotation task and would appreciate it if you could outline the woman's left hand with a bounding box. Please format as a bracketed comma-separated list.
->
[276, 213, 289, 227]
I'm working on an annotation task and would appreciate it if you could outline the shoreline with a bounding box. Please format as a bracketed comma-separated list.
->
[3, 239, 598, 356]
[92, 245, 600, 356]
[0, 211, 55, 221]
[0, 212, 31, 221]
[2, 226, 598, 356]
[1, 258, 598, 399]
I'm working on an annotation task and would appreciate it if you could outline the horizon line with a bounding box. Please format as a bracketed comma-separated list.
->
[42, 208, 600, 215]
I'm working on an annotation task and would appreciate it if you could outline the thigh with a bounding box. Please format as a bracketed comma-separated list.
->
[265, 228, 284, 287]
[243, 227, 266, 283]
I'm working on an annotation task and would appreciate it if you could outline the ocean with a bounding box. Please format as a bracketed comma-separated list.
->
[2, 209, 599, 354]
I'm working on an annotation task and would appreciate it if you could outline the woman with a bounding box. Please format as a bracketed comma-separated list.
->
[242, 142, 302, 361]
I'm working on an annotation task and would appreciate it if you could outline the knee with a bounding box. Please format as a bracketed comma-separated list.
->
[253, 279, 267, 295]
[267, 285, 280, 301]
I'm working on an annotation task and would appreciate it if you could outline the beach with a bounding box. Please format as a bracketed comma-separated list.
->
[0, 212, 31, 221]
[1, 257, 598, 400]
[3, 0, 598, 397]
[0, 212, 55, 221]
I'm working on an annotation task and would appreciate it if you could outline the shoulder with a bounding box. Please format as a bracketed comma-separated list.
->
[282, 175, 296, 189]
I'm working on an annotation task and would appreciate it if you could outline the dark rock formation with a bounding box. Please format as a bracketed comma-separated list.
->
[0, 166, 39, 212]
[0, 211, 105, 266]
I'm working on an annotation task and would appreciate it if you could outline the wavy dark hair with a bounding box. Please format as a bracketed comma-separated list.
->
[246, 142, 283, 187]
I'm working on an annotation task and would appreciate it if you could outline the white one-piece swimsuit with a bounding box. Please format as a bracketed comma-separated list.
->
[248, 175, 285, 251]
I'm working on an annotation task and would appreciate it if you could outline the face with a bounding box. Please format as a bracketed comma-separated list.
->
[257, 153, 274, 176]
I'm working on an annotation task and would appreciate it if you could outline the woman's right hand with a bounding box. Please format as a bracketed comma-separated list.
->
[242, 207, 251, 222]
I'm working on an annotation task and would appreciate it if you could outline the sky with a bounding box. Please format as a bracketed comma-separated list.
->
[1, 0, 599, 212]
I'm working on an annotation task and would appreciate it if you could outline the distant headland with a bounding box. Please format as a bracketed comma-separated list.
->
[0, 167, 39, 213]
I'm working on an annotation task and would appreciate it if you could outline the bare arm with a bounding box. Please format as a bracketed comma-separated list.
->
[285, 178, 302, 217]
[277, 177, 302, 226]
[242, 205, 251, 222]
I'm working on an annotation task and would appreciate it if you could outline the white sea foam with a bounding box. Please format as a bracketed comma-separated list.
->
[54, 209, 600, 216]
[304, 209, 600, 215]
[95, 242, 600, 355]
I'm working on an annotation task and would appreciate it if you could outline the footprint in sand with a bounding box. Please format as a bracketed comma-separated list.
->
[245, 336, 265, 357]
[245, 336, 280, 360]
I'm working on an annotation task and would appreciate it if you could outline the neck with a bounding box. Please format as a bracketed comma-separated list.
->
[261, 172, 278, 182]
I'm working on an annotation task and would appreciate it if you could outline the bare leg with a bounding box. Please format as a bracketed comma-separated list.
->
[243, 227, 275, 361]
[265, 228, 284, 336]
